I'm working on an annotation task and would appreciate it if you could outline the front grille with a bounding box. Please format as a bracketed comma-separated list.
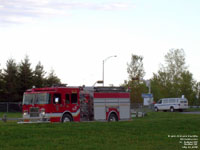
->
[30, 107, 39, 117]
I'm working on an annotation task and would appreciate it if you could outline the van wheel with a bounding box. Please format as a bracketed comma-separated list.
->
[155, 107, 158, 112]
[62, 114, 73, 122]
[108, 113, 118, 122]
[170, 107, 174, 112]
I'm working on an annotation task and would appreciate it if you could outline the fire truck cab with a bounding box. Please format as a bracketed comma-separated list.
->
[20, 85, 131, 123]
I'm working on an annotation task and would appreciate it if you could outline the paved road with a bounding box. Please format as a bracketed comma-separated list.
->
[181, 112, 200, 115]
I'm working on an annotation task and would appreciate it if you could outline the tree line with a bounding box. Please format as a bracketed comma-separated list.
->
[0, 56, 61, 102]
[124, 49, 200, 105]
[0, 49, 199, 105]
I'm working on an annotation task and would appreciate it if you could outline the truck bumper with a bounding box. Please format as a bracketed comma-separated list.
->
[17, 117, 50, 124]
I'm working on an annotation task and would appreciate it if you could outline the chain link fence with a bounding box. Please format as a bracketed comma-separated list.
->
[131, 103, 154, 112]
[130, 103, 154, 117]
[0, 102, 22, 112]
[0, 102, 149, 113]
[0, 102, 199, 113]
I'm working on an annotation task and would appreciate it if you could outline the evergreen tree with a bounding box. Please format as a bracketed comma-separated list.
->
[2, 58, 19, 102]
[33, 61, 46, 88]
[18, 56, 33, 97]
[45, 69, 61, 87]
[0, 56, 62, 102]
[0, 65, 5, 101]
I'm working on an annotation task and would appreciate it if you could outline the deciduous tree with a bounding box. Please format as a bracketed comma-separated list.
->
[151, 49, 197, 104]
[125, 54, 147, 103]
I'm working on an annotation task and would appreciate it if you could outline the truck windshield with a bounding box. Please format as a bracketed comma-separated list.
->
[23, 93, 50, 105]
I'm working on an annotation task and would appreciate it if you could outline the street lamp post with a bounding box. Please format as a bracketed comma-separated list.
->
[102, 55, 117, 86]
[196, 83, 200, 99]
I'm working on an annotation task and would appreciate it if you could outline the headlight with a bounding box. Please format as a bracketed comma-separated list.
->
[23, 110, 28, 116]
[41, 111, 45, 116]
[40, 108, 46, 117]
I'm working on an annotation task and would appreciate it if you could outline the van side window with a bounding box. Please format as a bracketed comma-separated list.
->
[65, 94, 70, 104]
[169, 99, 175, 103]
[53, 93, 61, 104]
[71, 93, 78, 104]
[163, 99, 168, 104]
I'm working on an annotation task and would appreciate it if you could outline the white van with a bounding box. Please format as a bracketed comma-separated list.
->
[154, 98, 188, 112]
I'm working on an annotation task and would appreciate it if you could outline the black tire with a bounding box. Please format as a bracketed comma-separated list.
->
[108, 113, 118, 122]
[155, 107, 159, 112]
[62, 114, 73, 123]
[170, 107, 174, 112]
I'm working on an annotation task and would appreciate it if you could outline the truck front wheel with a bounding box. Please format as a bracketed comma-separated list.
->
[62, 114, 73, 122]
[170, 107, 174, 112]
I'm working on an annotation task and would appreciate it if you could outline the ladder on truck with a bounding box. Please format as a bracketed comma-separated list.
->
[94, 86, 127, 93]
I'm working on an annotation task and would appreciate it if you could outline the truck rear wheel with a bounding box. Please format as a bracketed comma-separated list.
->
[108, 113, 118, 122]
[170, 107, 174, 112]
[62, 114, 73, 122]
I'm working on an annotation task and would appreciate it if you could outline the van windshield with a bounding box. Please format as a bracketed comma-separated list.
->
[23, 93, 50, 105]
[157, 100, 162, 104]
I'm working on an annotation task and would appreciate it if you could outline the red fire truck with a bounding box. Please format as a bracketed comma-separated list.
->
[19, 85, 131, 123]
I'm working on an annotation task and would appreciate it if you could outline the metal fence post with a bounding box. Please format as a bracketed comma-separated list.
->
[7, 102, 9, 113]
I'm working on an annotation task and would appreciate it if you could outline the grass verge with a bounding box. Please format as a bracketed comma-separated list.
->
[0, 112, 22, 118]
[186, 107, 200, 112]
[0, 112, 199, 150]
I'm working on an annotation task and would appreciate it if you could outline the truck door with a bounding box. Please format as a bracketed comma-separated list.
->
[70, 92, 79, 114]
[52, 93, 62, 113]
[64, 91, 80, 121]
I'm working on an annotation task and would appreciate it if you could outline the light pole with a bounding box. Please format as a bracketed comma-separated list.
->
[196, 82, 200, 99]
[102, 55, 117, 86]
[145, 80, 151, 94]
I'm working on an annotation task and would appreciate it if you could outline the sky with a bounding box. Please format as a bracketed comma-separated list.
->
[0, 0, 200, 86]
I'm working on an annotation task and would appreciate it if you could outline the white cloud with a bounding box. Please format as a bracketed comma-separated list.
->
[0, 0, 135, 24]
[94, 2, 135, 11]
[1, 16, 34, 24]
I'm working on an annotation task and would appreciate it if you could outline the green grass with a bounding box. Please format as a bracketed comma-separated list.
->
[187, 107, 200, 112]
[0, 112, 22, 118]
[0, 112, 199, 150]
